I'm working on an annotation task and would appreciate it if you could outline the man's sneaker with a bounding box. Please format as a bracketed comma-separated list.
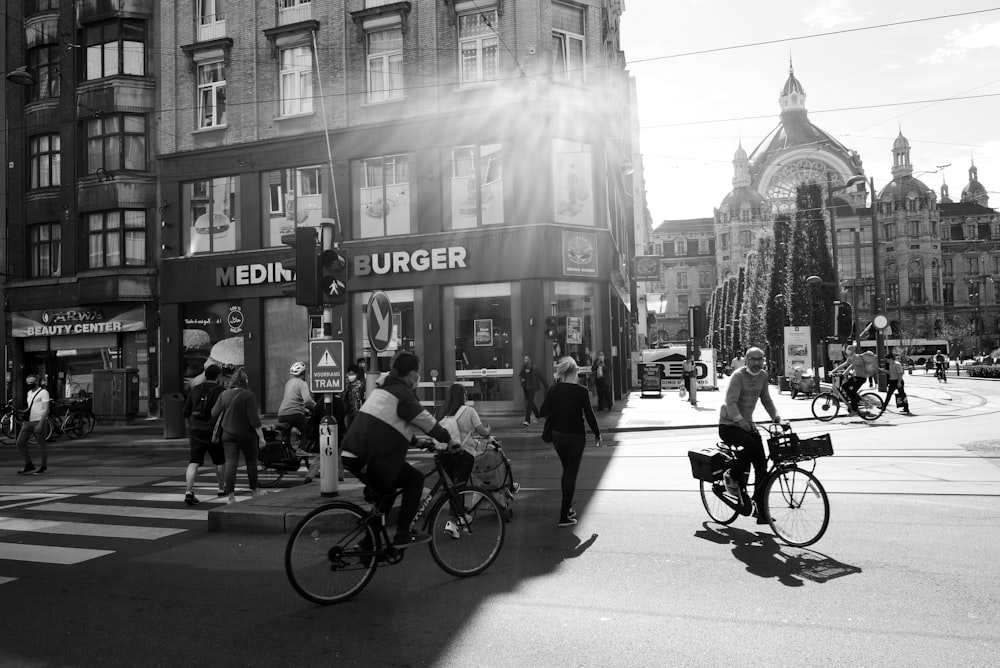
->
[557, 517, 578, 527]
[33, 466, 47, 475]
[444, 520, 461, 539]
[522, 421, 530, 426]
[16, 465, 35, 475]
[184, 492, 200, 506]
[393, 531, 431, 548]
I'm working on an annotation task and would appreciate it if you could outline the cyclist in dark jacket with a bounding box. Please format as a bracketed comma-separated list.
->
[341, 352, 459, 547]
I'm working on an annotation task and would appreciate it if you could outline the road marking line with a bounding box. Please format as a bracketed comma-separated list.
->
[0, 517, 186, 540]
[35, 502, 205, 521]
[0, 576, 18, 585]
[0, 543, 114, 564]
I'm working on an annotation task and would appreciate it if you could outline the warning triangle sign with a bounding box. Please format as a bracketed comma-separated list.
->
[318, 350, 338, 367]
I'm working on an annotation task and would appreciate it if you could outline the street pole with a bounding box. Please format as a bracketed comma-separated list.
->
[319, 222, 339, 497]
[826, 172, 841, 300]
[870, 177, 886, 390]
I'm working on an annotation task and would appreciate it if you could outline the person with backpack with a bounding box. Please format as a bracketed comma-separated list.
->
[181, 364, 225, 505]
[435, 383, 492, 538]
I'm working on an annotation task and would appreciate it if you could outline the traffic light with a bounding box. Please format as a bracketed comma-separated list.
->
[688, 305, 707, 340]
[319, 247, 348, 306]
[544, 316, 558, 340]
[281, 227, 319, 307]
[833, 301, 853, 340]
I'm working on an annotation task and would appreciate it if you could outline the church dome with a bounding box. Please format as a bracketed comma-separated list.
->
[960, 161, 988, 206]
[878, 175, 935, 202]
[720, 186, 765, 214]
[892, 132, 910, 151]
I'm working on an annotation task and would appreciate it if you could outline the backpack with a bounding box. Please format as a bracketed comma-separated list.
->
[439, 405, 467, 444]
[861, 351, 878, 377]
[192, 383, 224, 421]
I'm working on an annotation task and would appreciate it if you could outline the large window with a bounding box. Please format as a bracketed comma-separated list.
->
[453, 283, 513, 403]
[29, 134, 61, 189]
[449, 144, 504, 228]
[29, 222, 61, 278]
[27, 45, 61, 101]
[86, 210, 146, 268]
[966, 256, 980, 275]
[197, 61, 227, 128]
[354, 154, 411, 238]
[199, 0, 225, 25]
[264, 165, 325, 247]
[551, 139, 593, 225]
[367, 28, 403, 103]
[458, 11, 498, 85]
[552, 1, 585, 83]
[85, 19, 146, 79]
[183, 177, 239, 254]
[280, 46, 313, 116]
[86, 114, 146, 174]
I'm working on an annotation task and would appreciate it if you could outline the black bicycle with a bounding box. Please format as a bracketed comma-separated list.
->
[1, 399, 96, 443]
[696, 423, 833, 547]
[257, 423, 313, 487]
[285, 441, 506, 604]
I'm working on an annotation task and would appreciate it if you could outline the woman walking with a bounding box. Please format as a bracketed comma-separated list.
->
[211, 369, 266, 504]
[539, 356, 601, 527]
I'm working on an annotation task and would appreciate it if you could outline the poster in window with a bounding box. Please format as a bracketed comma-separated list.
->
[552, 139, 593, 226]
[474, 319, 493, 347]
[566, 316, 582, 345]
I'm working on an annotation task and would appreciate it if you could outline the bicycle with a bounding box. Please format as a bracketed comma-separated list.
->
[285, 440, 505, 604]
[256, 422, 317, 487]
[811, 372, 884, 422]
[934, 364, 948, 383]
[1, 400, 96, 443]
[695, 423, 833, 547]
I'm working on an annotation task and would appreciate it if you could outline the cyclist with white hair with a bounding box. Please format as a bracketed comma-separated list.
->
[278, 361, 317, 454]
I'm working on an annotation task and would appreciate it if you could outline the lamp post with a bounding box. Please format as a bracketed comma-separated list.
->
[869, 177, 887, 390]
[969, 279, 982, 356]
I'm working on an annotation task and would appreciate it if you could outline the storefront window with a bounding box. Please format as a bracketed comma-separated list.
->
[355, 289, 417, 369]
[449, 143, 504, 229]
[183, 176, 239, 255]
[263, 297, 310, 412]
[453, 283, 513, 403]
[352, 154, 412, 239]
[263, 165, 327, 247]
[552, 138, 593, 226]
[181, 301, 247, 390]
[554, 281, 596, 389]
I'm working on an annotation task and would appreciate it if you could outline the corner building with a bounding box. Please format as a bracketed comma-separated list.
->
[157, 0, 637, 414]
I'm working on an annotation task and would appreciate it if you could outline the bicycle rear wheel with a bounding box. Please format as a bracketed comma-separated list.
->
[77, 411, 97, 437]
[699, 480, 738, 525]
[810, 392, 840, 422]
[256, 461, 286, 488]
[427, 486, 504, 577]
[762, 467, 830, 547]
[285, 502, 378, 604]
[856, 392, 885, 421]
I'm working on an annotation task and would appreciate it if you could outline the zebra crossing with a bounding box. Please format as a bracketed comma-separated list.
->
[0, 475, 258, 585]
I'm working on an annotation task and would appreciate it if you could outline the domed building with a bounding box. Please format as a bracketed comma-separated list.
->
[960, 161, 989, 207]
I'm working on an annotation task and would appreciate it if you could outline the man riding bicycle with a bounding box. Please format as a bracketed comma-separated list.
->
[277, 361, 317, 455]
[340, 352, 461, 548]
[719, 346, 781, 524]
[933, 349, 947, 382]
[831, 344, 866, 414]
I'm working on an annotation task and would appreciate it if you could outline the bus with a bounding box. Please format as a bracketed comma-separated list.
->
[858, 339, 949, 368]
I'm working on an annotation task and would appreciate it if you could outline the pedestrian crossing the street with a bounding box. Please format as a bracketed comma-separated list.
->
[0, 474, 257, 586]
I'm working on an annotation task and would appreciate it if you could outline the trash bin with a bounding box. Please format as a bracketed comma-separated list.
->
[163, 392, 187, 439]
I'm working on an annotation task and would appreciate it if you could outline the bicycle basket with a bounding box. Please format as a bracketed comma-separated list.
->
[796, 434, 834, 459]
[766, 432, 801, 461]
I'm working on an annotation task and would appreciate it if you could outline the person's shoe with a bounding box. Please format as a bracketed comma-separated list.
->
[557, 517, 578, 527]
[393, 531, 431, 548]
[444, 520, 461, 539]
[184, 492, 200, 506]
[33, 466, 47, 475]
[756, 514, 770, 525]
[252, 489, 267, 497]
[522, 420, 530, 426]
[567, 507, 577, 520]
[217, 490, 227, 497]
[531, 417, 538, 423]
[16, 465, 35, 475]
[226, 493, 236, 505]
[751, 502, 769, 524]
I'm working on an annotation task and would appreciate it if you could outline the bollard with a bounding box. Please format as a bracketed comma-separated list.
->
[319, 415, 338, 497]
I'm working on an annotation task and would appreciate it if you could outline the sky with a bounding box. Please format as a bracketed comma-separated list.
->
[619, 0, 1000, 225]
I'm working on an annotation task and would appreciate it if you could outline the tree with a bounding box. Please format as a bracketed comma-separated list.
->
[766, 215, 792, 368]
[785, 183, 836, 336]
[938, 318, 976, 359]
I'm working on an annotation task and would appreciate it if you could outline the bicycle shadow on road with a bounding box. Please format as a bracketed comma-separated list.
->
[695, 523, 862, 587]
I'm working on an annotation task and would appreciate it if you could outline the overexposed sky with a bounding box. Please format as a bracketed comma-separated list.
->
[620, 1, 1000, 224]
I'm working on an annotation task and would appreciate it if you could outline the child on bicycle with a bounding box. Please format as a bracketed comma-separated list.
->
[718, 347, 781, 524]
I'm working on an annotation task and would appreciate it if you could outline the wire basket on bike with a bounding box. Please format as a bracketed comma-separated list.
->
[767, 431, 833, 463]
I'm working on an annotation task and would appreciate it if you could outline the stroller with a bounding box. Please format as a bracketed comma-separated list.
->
[469, 436, 518, 522]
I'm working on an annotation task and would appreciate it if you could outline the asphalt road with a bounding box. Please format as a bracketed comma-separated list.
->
[1, 374, 998, 667]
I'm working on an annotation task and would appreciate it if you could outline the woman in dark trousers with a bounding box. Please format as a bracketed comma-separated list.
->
[539, 356, 602, 527]
[211, 369, 266, 504]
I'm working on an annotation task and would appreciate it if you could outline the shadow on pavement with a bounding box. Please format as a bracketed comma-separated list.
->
[695, 523, 863, 587]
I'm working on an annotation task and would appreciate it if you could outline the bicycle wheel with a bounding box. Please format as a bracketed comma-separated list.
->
[77, 411, 97, 437]
[700, 480, 738, 525]
[810, 392, 840, 422]
[285, 502, 378, 604]
[27, 419, 56, 444]
[256, 460, 286, 488]
[427, 486, 505, 577]
[856, 392, 885, 421]
[64, 411, 85, 439]
[0, 413, 17, 441]
[762, 467, 830, 547]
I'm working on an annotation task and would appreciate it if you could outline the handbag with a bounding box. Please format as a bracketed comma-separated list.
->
[541, 417, 553, 443]
[211, 392, 229, 445]
[18, 391, 38, 421]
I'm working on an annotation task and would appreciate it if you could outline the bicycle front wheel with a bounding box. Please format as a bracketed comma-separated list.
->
[64, 411, 85, 439]
[857, 392, 885, 421]
[811, 392, 840, 422]
[427, 486, 505, 577]
[256, 461, 285, 488]
[700, 480, 738, 525]
[77, 411, 97, 437]
[762, 467, 830, 547]
[285, 502, 378, 604]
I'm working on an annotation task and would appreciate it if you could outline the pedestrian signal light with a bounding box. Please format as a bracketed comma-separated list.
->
[319, 248, 348, 306]
[833, 301, 854, 340]
[544, 316, 558, 340]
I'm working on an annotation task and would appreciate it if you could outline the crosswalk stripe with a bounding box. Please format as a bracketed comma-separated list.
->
[35, 502, 206, 521]
[0, 576, 17, 585]
[0, 543, 114, 564]
[93, 491, 229, 504]
[0, 517, 186, 540]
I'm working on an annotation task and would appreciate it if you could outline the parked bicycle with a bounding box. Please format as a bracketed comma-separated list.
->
[285, 439, 505, 604]
[256, 423, 314, 487]
[692, 422, 833, 547]
[1, 399, 96, 443]
[811, 372, 884, 421]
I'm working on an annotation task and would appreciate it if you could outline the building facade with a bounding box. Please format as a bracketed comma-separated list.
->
[155, 0, 638, 415]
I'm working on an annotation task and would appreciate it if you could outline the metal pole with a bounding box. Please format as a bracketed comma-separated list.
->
[826, 172, 841, 300]
[870, 178, 886, 390]
[319, 222, 339, 497]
